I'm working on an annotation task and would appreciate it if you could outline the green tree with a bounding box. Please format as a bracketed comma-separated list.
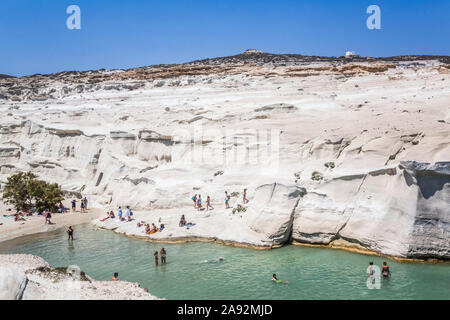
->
[2, 172, 64, 213]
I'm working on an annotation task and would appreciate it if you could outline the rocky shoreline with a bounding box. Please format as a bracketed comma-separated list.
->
[93, 161, 450, 262]
[0, 254, 159, 300]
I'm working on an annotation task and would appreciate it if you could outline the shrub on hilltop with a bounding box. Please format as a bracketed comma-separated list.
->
[2, 172, 64, 213]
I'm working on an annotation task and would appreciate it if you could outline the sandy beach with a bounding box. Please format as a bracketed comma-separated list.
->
[0, 200, 102, 243]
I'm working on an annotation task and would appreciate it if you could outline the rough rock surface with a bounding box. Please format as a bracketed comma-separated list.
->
[0, 254, 159, 300]
[0, 267, 28, 300]
[1, 51, 449, 259]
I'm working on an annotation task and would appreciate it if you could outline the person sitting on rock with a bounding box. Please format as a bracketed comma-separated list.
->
[145, 224, 151, 234]
[151, 223, 158, 232]
[14, 213, 25, 222]
[179, 215, 186, 227]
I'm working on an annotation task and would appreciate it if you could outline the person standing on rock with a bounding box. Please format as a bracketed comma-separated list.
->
[44, 210, 52, 224]
[118, 206, 123, 220]
[124, 206, 131, 221]
[192, 194, 198, 209]
[160, 248, 167, 264]
[71, 199, 77, 212]
[67, 226, 74, 240]
[225, 191, 230, 209]
[83, 197, 88, 211]
[80, 199, 85, 213]
[206, 195, 213, 211]
[154, 251, 159, 266]
[243, 189, 248, 204]
[197, 195, 202, 211]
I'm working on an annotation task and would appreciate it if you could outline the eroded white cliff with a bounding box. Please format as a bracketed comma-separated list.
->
[1, 53, 449, 259]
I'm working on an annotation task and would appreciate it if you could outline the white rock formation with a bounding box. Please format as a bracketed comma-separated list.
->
[0, 53, 449, 259]
[0, 254, 159, 300]
[0, 267, 28, 300]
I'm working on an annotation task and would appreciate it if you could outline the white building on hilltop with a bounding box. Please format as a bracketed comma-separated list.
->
[345, 51, 360, 58]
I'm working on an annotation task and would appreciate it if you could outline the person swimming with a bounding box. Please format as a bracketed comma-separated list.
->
[200, 257, 225, 264]
[272, 274, 288, 284]
[110, 272, 119, 281]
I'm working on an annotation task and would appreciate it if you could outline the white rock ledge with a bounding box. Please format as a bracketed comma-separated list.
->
[0, 254, 160, 300]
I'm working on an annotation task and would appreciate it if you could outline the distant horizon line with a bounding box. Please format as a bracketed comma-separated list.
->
[3, 50, 450, 78]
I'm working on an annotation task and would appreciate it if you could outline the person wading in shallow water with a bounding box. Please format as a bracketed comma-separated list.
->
[154, 251, 159, 266]
[382, 261, 391, 278]
[67, 226, 74, 240]
[160, 248, 167, 264]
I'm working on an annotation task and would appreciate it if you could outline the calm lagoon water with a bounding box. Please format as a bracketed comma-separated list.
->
[1, 224, 449, 300]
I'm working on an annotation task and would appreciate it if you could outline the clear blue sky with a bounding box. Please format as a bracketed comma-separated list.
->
[1, 0, 449, 76]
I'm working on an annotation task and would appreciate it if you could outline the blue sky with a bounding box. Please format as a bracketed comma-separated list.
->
[1, 0, 449, 76]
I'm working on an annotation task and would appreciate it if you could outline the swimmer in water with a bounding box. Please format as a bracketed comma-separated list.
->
[272, 274, 288, 284]
[201, 257, 225, 264]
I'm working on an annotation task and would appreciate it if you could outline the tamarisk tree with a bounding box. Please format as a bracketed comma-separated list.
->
[2, 172, 64, 213]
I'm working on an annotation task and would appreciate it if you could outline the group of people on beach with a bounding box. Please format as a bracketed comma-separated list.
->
[191, 194, 213, 211]
[191, 189, 249, 211]
[118, 206, 133, 221]
[3, 209, 30, 222]
[101, 206, 134, 222]
[71, 197, 88, 213]
[138, 221, 165, 234]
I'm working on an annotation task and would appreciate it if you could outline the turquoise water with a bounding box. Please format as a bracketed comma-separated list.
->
[1, 224, 449, 300]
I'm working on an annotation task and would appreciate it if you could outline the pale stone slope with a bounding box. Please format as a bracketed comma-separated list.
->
[0, 52, 449, 259]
